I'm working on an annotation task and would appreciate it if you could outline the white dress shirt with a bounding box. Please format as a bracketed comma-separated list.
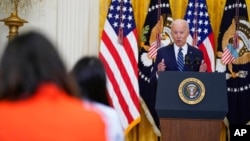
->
[174, 43, 188, 61]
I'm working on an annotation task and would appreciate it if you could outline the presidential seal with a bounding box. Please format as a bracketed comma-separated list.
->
[178, 78, 205, 105]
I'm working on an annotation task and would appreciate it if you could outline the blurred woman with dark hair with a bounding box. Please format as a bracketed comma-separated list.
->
[71, 56, 124, 141]
[0, 31, 107, 141]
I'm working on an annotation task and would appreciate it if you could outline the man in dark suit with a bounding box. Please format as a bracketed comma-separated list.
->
[154, 19, 207, 75]
[149, 19, 207, 133]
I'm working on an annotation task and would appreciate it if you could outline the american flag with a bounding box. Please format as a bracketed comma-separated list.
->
[221, 44, 238, 65]
[184, 0, 215, 72]
[99, 0, 140, 133]
[148, 36, 160, 59]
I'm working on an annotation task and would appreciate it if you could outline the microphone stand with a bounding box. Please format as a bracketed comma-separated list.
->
[194, 56, 200, 69]
[185, 55, 201, 71]
[185, 55, 194, 71]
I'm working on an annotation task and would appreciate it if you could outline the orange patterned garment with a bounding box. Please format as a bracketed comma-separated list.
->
[0, 83, 107, 141]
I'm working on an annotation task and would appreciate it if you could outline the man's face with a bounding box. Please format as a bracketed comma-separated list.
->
[171, 22, 189, 47]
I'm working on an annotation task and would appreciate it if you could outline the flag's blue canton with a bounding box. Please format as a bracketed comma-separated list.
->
[184, 0, 212, 46]
[107, 0, 135, 36]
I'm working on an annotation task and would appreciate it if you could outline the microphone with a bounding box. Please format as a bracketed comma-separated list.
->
[194, 55, 200, 65]
[185, 55, 191, 65]
[185, 55, 194, 71]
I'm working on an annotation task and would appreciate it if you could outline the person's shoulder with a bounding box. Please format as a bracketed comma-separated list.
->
[188, 44, 201, 52]
[187, 44, 197, 49]
[93, 102, 118, 116]
[158, 43, 174, 51]
[187, 44, 203, 59]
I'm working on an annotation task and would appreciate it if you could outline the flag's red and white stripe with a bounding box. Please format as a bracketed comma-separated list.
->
[221, 47, 235, 64]
[187, 31, 215, 72]
[148, 41, 158, 58]
[198, 33, 215, 72]
[99, 14, 140, 133]
[148, 33, 161, 59]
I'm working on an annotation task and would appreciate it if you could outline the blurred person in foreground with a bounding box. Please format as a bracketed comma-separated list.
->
[0, 31, 107, 141]
[71, 56, 124, 141]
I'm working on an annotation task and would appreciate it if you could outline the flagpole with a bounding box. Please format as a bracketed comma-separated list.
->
[192, 0, 198, 47]
[156, 0, 161, 49]
[118, 0, 124, 45]
[233, 0, 239, 49]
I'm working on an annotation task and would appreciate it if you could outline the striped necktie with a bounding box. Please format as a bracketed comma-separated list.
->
[177, 48, 184, 71]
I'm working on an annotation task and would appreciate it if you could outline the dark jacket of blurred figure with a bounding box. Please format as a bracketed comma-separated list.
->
[71, 56, 124, 141]
[0, 31, 107, 141]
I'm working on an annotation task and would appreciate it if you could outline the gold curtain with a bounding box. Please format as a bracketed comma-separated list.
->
[99, 0, 250, 141]
[100, 0, 250, 49]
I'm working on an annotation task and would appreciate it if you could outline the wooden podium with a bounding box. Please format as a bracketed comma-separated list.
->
[155, 71, 228, 141]
[160, 118, 224, 141]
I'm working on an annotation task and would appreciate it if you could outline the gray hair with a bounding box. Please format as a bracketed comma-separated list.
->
[170, 19, 189, 31]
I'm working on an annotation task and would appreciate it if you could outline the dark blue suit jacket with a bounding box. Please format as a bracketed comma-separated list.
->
[151, 43, 204, 82]
[155, 43, 203, 71]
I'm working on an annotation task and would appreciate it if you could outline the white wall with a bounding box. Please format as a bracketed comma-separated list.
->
[0, 0, 100, 70]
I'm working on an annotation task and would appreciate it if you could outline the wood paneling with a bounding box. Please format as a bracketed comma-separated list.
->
[160, 118, 224, 141]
